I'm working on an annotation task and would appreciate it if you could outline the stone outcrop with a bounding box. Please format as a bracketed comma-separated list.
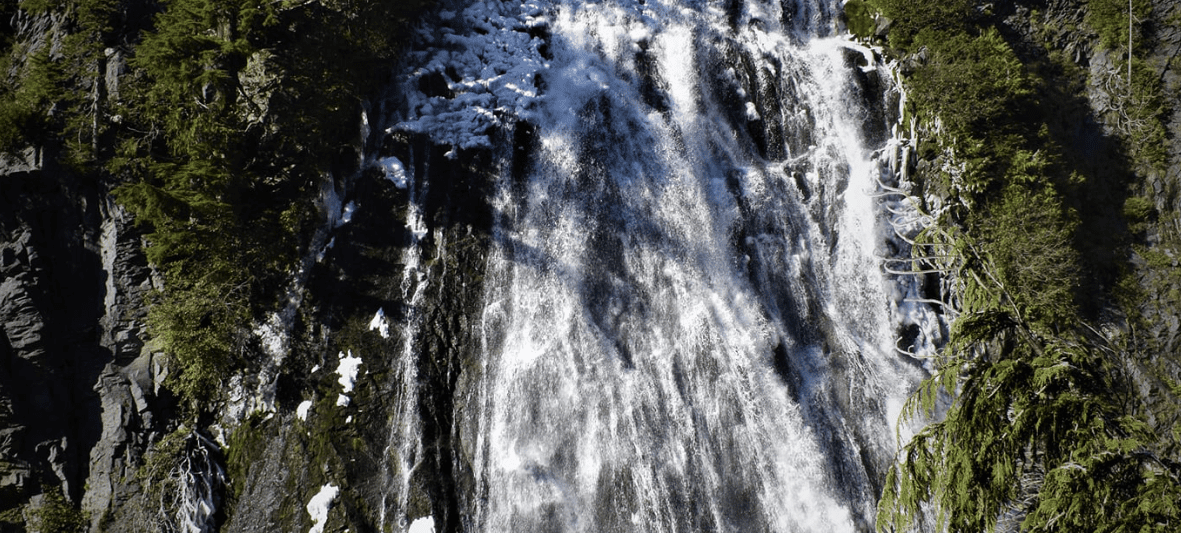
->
[0, 2, 171, 529]
[0, 152, 168, 530]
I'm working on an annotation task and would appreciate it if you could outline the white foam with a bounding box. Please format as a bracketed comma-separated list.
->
[391, 0, 931, 530]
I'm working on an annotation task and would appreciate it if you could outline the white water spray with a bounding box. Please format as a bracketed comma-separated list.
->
[391, 0, 933, 530]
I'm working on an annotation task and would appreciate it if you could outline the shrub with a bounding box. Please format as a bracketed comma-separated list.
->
[867, 0, 978, 51]
[1087, 0, 1151, 50]
[26, 487, 86, 533]
[844, 0, 875, 39]
[978, 186, 1081, 328]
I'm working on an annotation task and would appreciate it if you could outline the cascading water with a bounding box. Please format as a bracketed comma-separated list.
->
[388, 0, 938, 530]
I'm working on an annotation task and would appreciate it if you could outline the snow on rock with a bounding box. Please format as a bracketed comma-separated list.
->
[394, 0, 549, 153]
[340, 201, 357, 225]
[408, 516, 436, 533]
[307, 484, 339, 533]
[368, 308, 390, 338]
[745, 101, 761, 121]
[297, 400, 313, 421]
[379, 157, 409, 189]
[336, 350, 362, 393]
[333, 350, 363, 408]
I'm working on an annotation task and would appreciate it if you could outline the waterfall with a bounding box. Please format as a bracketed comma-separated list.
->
[390, 0, 933, 530]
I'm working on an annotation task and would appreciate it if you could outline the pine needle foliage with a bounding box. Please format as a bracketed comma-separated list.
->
[866, 0, 1181, 531]
[0, 0, 434, 409]
[108, 0, 429, 408]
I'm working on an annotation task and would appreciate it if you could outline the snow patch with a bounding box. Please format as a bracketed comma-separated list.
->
[333, 350, 363, 408]
[379, 157, 409, 189]
[307, 484, 339, 533]
[297, 400, 313, 421]
[336, 350, 363, 393]
[408, 516, 436, 533]
[368, 308, 390, 338]
[393, 0, 548, 152]
[341, 201, 357, 225]
[745, 101, 761, 121]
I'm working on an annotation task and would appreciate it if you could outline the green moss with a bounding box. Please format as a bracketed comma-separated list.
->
[225, 412, 270, 505]
[866, 0, 977, 51]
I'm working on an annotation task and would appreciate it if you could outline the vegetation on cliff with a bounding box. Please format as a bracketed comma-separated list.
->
[0, 0, 428, 408]
[854, 0, 1181, 531]
[117, 0, 429, 406]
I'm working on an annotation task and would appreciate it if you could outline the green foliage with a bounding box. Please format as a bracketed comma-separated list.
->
[137, 428, 189, 492]
[1087, 0, 1151, 50]
[0, 0, 129, 163]
[881, 322, 1181, 532]
[907, 29, 1036, 188]
[26, 487, 87, 533]
[868, 1, 1181, 531]
[1122, 196, 1155, 231]
[0, 0, 429, 410]
[16, 0, 53, 14]
[0, 46, 65, 153]
[978, 186, 1081, 328]
[146, 279, 251, 401]
[1121, 57, 1170, 168]
[0, 95, 36, 154]
[866, 0, 978, 51]
[107, 0, 428, 410]
[844, 0, 874, 39]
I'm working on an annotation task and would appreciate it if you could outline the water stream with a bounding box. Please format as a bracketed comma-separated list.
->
[390, 0, 934, 530]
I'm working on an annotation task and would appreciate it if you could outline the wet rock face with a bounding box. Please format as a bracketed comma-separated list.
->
[218, 130, 499, 533]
